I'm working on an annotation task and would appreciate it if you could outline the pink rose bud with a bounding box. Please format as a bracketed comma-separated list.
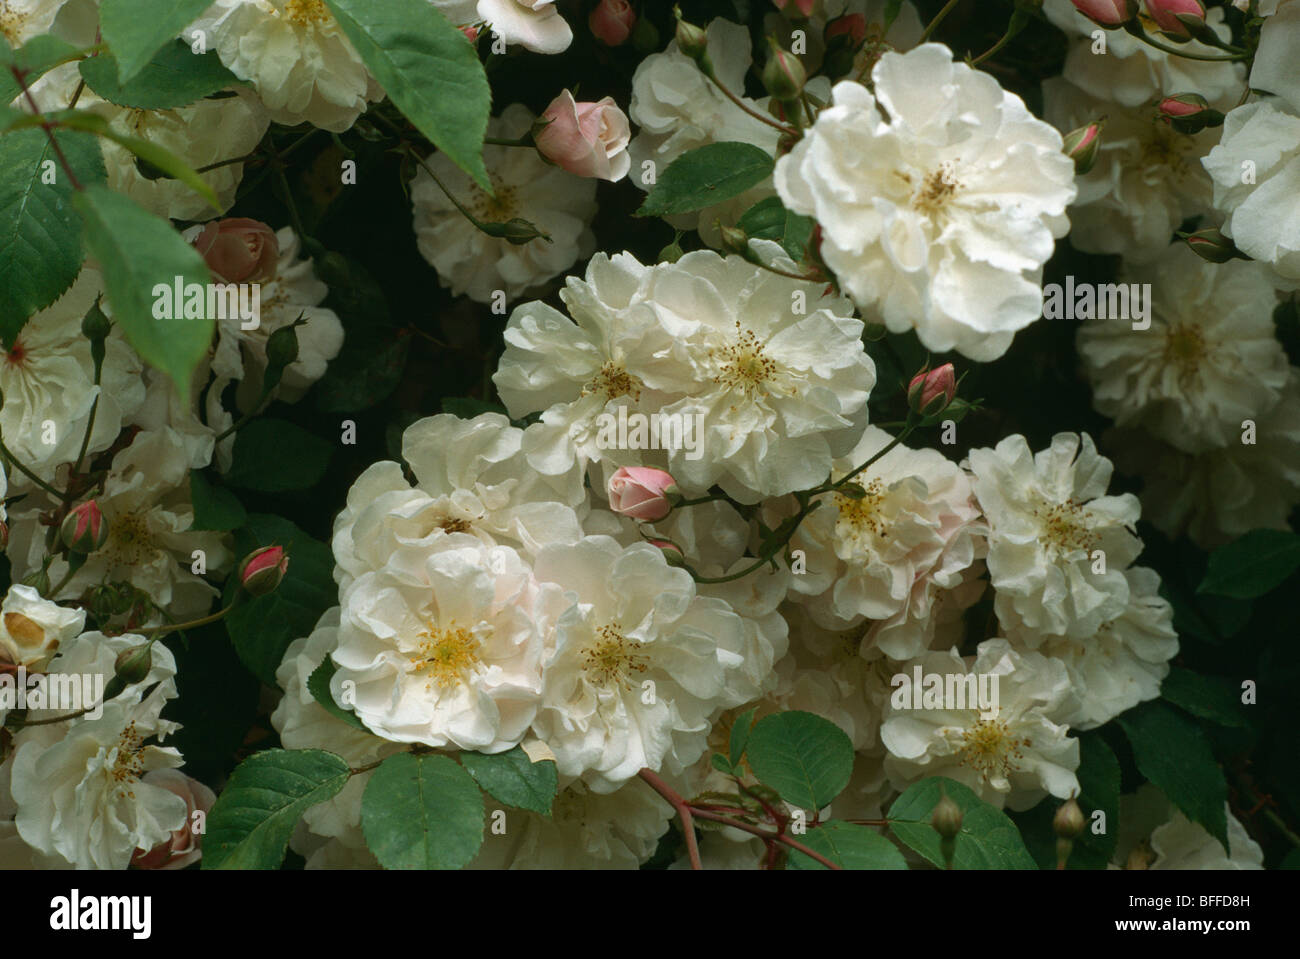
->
[825, 14, 867, 48]
[1062, 120, 1104, 174]
[60, 500, 109, 554]
[130, 770, 217, 870]
[1181, 227, 1249, 263]
[771, 0, 816, 15]
[608, 467, 677, 522]
[907, 363, 957, 416]
[762, 41, 807, 101]
[461, 25, 480, 42]
[589, 0, 636, 46]
[191, 217, 279, 285]
[533, 91, 632, 182]
[647, 539, 687, 566]
[1069, 0, 1136, 26]
[1157, 93, 1224, 133]
[1145, 0, 1206, 37]
[239, 545, 289, 597]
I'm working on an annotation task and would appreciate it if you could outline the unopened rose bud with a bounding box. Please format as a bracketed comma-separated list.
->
[1069, 0, 1138, 27]
[1157, 93, 1224, 134]
[20, 568, 50, 596]
[719, 224, 752, 257]
[104, 642, 153, 701]
[608, 467, 677, 522]
[480, 217, 550, 245]
[907, 363, 957, 417]
[931, 792, 963, 840]
[658, 239, 685, 263]
[239, 545, 289, 597]
[589, 0, 636, 46]
[1145, 0, 1206, 38]
[1062, 120, 1104, 175]
[191, 217, 279, 285]
[825, 14, 867, 48]
[674, 8, 712, 70]
[771, 0, 816, 14]
[61, 500, 109, 554]
[114, 644, 153, 686]
[461, 25, 479, 42]
[1054, 797, 1086, 838]
[534, 91, 632, 182]
[762, 41, 806, 101]
[265, 323, 300, 371]
[1181, 227, 1250, 263]
[81, 299, 111, 342]
[648, 539, 686, 567]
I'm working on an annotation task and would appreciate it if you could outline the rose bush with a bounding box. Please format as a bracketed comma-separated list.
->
[0, 0, 1292, 875]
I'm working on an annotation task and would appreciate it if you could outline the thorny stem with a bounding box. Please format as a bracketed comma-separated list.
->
[137, 603, 235, 637]
[10, 68, 82, 190]
[0, 437, 64, 498]
[700, 68, 798, 138]
[639, 768, 703, 870]
[687, 807, 842, 869]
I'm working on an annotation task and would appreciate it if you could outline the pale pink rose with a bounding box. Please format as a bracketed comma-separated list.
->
[130, 771, 217, 870]
[1145, 0, 1205, 36]
[1069, 0, 1133, 24]
[534, 91, 631, 182]
[191, 217, 280, 284]
[589, 0, 635, 46]
[608, 467, 676, 521]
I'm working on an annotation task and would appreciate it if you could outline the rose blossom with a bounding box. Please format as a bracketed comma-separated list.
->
[130, 770, 217, 870]
[192, 217, 280, 284]
[534, 91, 631, 182]
[608, 467, 676, 521]
[589, 0, 635, 46]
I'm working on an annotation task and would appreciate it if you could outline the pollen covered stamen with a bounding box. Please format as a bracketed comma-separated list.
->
[581, 623, 649, 691]
[111, 721, 146, 798]
[1031, 497, 1099, 555]
[913, 163, 961, 215]
[284, 0, 333, 26]
[583, 360, 642, 401]
[957, 717, 1030, 780]
[106, 512, 155, 567]
[835, 479, 889, 539]
[408, 623, 483, 690]
[712, 322, 780, 394]
[1163, 323, 1207, 377]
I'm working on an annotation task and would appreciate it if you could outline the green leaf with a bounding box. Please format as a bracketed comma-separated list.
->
[710, 753, 733, 775]
[888, 777, 1037, 869]
[73, 184, 212, 396]
[884, 0, 904, 29]
[0, 127, 105, 343]
[203, 748, 351, 869]
[728, 706, 756, 769]
[225, 419, 333, 493]
[322, 0, 491, 190]
[735, 196, 813, 261]
[745, 711, 853, 811]
[1199, 529, 1300, 599]
[1161, 667, 1248, 728]
[0, 35, 82, 105]
[79, 41, 240, 110]
[1117, 701, 1229, 852]
[314, 331, 410, 413]
[224, 515, 335, 688]
[636, 142, 775, 218]
[54, 109, 218, 209]
[460, 747, 558, 816]
[786, 821, 908, 870]
[99, 0, 214, 83]
[188, 469, 246, 532]
[306, 657, 368, 731]
[361, 753, 485, 869]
